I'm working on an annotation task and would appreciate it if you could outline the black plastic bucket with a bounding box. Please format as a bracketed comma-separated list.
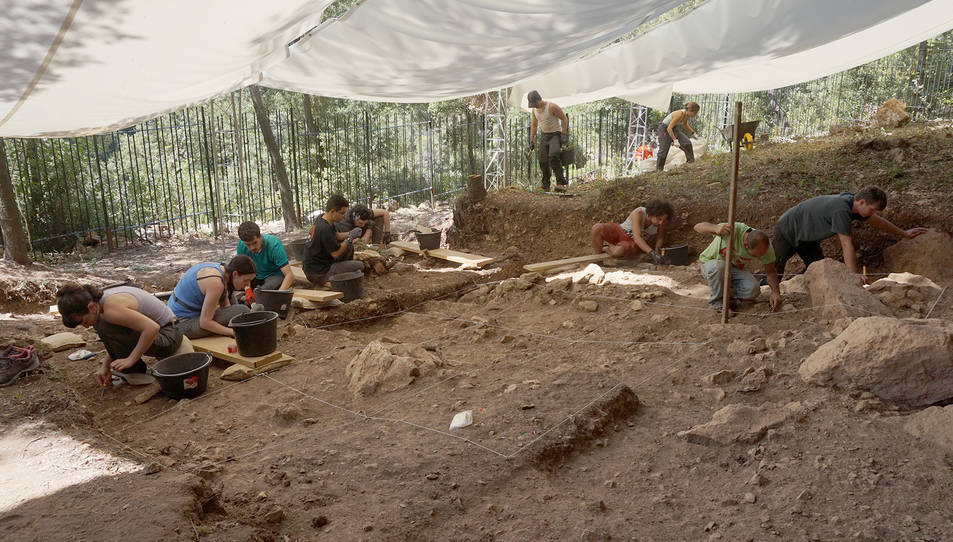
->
[329, 270, 364, 302]
[256, 289, 293, 319]
[663, 244, 691, 266]
[415, 231, 441, 250]
[228, 311, 279, 357]
[290, 238, 308, 261]
[151, 352, 212, 399]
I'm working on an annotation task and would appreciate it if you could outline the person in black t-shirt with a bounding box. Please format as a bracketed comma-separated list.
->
[772, 186, 927, 282]
[302, 195, 364, 286]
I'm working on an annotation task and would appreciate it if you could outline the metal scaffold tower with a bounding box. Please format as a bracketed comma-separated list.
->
[483, 89, 507, 190]
[623, 103, 648, 175]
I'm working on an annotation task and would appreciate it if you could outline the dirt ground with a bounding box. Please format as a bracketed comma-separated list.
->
[3, 122, 953, 541]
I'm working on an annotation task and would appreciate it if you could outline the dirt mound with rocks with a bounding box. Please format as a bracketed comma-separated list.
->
[799, 316, 953, 406]
[803, 258, 891, 318]
[885, 229, 953, 280]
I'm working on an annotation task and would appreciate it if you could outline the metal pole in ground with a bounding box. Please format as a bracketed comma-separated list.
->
[722, 101, 742, 324]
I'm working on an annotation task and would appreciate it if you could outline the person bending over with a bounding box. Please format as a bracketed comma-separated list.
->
[590, 199, 673, 263]
[57, 283, 191, 387]
[168, 255, 256, 339]
[772, 186, 927, 282]
[657, 102, 700, 171]
[696, 222, 781, 312]
[335, 203, 392, 244]
[303, 194, 365, 286]
[237, 221, 294, 291]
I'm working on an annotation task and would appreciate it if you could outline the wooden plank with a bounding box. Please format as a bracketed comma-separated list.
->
[220, 354, 295, 381]
[289, 265, 310, 285]
[389, 241, 494, 268]
[522, 253, 610, 273]
[294, 289, 343, 303]
[191, 335, 282, 368]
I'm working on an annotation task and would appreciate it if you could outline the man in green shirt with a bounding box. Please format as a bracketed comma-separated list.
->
[696, 221, 782, 312]
[236, 222, 295, 291]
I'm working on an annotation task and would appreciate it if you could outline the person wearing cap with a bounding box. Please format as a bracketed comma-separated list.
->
[527, 90, 570, 192]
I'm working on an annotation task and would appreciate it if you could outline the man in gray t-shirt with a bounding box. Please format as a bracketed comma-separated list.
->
[772, 187, 926, 281]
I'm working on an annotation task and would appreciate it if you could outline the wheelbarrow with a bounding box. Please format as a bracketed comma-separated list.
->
[718, 120, 761, 150]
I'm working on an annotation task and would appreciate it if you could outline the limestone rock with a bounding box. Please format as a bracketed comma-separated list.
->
[803, 259, 891, 318]
[701, 324, 764, 342]
[874, 98, 910, 128]
[520, 272, 544, 284]
[884, 229, 953, 280]
[903, 405, 953, 451]
[868, 272, 942, 313]
[40, 332, 86, 352]
[778, 274, 808, 296]
[346, 340, 443, 396]
[799, 317, 953, 407]
[678, 402, 804, 446]
[221, 364, 255, 381]
[739, 367, 770, 393]
[578, 300, 599, 312]
[703, 370, 736, 386]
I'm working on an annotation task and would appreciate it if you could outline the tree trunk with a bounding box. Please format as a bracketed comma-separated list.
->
[0, 138, 31, 264]
[249, 85, 300, 231]
[911, 40, 928, 118]
[300, 94, 327, 203]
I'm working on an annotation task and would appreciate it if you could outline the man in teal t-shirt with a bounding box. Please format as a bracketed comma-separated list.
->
[695, 221, 782, 312]
[236, 222, 294, 291]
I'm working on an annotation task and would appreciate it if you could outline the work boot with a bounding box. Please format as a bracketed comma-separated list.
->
[0, 347, 39, 387]
[553, 184, 567, 193]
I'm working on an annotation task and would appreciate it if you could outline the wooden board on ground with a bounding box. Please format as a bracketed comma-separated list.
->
[389, 241, 495, 268]
[289, 265, 309, 285]
[220, 354, 295, 381]
[294, 289, 343, 303]
[523, 253, 610, 273]
[190, 336, 282, 368]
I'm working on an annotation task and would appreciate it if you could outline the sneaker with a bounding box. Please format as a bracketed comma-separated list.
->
[553, 185, 567, 193]
[0, 349, 39, 387]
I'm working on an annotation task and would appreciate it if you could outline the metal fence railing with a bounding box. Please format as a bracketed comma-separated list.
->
[3, 32, 952, 254]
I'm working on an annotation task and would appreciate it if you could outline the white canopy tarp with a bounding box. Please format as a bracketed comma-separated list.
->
[260, 0, 683, 102]
[510, 0, 953, 110]
[0, 0, 331, 138]
[3, 0, 953, 138]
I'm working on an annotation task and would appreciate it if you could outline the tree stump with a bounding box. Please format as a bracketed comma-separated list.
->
[467, 174, 486, 203]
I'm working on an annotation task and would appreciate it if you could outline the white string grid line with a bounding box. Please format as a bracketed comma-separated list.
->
[89, 270, 948, 471]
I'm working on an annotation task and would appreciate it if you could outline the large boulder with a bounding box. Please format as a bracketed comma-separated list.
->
[884, 229, 953, 281]
[874, 98, 910, 128]
[799, 317, 953, 406]
[903, 405, 953, 452]
[867, 272, 942, 314]
[677, 401, 804, 446]
[804, 259, 891, 318]
[346, 340, 443, 396]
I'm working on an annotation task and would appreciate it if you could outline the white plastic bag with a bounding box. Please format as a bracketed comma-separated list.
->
[449, 410, 473, 430]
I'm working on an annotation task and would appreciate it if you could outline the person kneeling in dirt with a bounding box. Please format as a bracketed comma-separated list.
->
[335, 203, 393, 245]
[696, 222, 782, 312]
[167, 255, 256, 339]
[772, 186, 927, 282]
[590, 199, 673, 263]
[237, 221, 295, 291]
[57, 283, 191, 387]
[303, 194, 365, 286]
